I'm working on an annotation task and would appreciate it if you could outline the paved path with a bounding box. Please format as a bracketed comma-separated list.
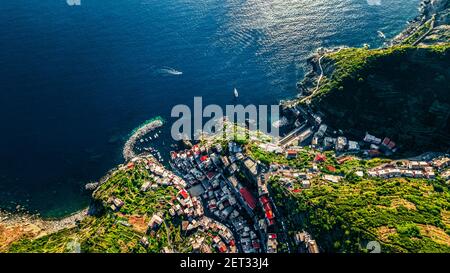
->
[412, 15, 435, 46]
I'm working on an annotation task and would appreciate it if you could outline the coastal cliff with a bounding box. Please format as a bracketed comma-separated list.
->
[265, 0, 450, 253]
[308, 44, 450, 156]
[5, 156, 210, 253]
[2, 0, 449, 254]
[290, 0, 450, 156]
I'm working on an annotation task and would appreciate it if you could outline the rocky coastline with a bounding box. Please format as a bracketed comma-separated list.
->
[289, 0, 449, 110]
[0, 209, 87, 251]
[2, 0, 448, 252]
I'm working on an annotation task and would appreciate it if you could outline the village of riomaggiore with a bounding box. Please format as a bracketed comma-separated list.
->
[1, 0, 450, 271]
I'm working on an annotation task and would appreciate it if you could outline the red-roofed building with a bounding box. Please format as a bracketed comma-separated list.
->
[387, 140, 396, 150]
[192, 145, 201, 156]
[382, 137, 391, 146]
[179, 189, 189, 199]
[264, 202, 274, 214]
[261, 199, 275, 225]
[314, 153, 327, 162]
[200, 155, 208, 162]
[239, 187, 257, 210]
[292, 189, 302, 193]
[268, 233, 277, 239]
[326, 165, 336, 172]
[259, 196, 270, 205]
[127, 162, 135, 169]
[229, 240, 235, 247]
[286, 150, 298, 159]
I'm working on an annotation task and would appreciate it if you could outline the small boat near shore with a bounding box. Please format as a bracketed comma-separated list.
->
[234, 88, 239, 98]
[377, 30, 386, 39]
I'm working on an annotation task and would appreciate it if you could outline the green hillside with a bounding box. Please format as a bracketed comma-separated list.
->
[269, 168, 450, 253]
[7, 160, 198, 253]
[309, 44, 450, 156]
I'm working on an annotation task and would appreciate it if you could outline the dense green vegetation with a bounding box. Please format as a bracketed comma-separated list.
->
[8, 161, 198, 253]
[248, 142, 450, 253]
[309, 44, 450, 156]
[270, 171, 450, 253]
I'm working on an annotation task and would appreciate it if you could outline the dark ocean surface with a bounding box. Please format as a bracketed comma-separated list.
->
[0, 0, 420, 217]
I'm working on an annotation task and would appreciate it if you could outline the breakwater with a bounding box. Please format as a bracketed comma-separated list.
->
[122, 117, 164, 161]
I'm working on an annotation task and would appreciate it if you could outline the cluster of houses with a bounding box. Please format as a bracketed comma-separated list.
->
[311, 125, 360, 154]
[202, 174, 263, 253]
[285, 105, 399, 157]
[271, 158, 344, 195]
[432, 156, 450, 171]
[113, 156, 238, 253]
[362, 133, 397, 156]
[367, 156, 450, 180]
[314, 130, 398, 157]
[185, 216, 237, 253]
[273, 166, 312, 192]
[170, 141, 283, 253]
[441, 169, 450, 181]
[240, 158, 280, 253]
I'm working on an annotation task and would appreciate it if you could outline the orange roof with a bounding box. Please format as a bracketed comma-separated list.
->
[264, 203, 274, 219]
[337, 156, 352, 164]
[218, 244, 227, 253]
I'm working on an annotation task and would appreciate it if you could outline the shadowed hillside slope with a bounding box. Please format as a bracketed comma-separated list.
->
[310, 45, 450, 156]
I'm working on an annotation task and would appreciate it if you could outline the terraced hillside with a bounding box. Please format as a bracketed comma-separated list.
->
[7, 158, 202, 253]
[268, 159, 450, 253]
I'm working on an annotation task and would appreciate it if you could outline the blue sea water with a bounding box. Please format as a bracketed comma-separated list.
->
[0, 0, 420, 217]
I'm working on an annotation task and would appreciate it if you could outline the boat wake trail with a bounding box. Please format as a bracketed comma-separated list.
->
[157, 67, 183, 76]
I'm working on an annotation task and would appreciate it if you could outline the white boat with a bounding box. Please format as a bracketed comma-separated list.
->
[377, 31, 386, 39]
[234, 88, 239, 98]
